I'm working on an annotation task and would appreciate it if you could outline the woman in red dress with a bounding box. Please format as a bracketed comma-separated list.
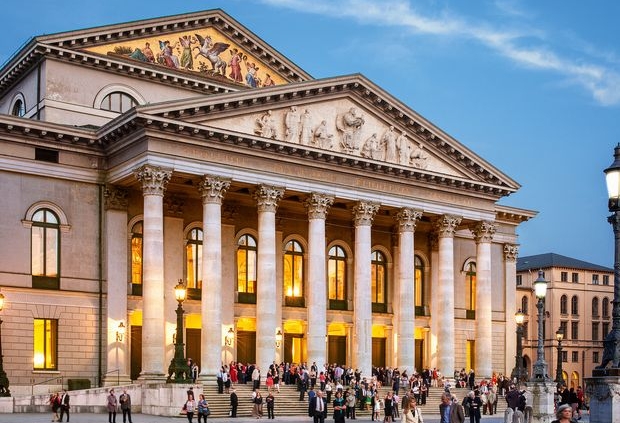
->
[230, 362, 238, 384]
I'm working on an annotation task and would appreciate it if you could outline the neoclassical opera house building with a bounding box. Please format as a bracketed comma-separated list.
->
[0, 9, 534, 393]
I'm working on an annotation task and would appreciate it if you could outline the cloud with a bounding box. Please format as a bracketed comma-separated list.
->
[259, 0, 620, 106]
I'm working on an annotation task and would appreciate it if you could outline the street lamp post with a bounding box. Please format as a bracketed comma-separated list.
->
[167, 280, 190, 383]
[555, 328, 564, 385]
[531, 270, 551, 382]
[511, 309, 527, 383]
[0, 293, 10, 396]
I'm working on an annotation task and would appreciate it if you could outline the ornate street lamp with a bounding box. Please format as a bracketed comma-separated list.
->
[0, 293, 10, 396]
[596, 144, 620, 375]
[167, 280, 190, 383]
[511, 309, 527, 382]
[555, 328, 564, 384]
[531, 270, 551, 382]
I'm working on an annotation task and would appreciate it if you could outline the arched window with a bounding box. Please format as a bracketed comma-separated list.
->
[99, 91, 138, 113]
[185, 228, 203, 297]
[465, 261, 476, 319]
[560, 295, 568, 315]
[31, 209, 60, 289]
[592, 297, 599, 318]
[130, 221, 143, 295]
[328, 245, 347, 310]
[414, 255, 426, 316]
[12, 98, 25, 117]
[283, 240, 304, 307]
[371, 250, 387, 313]
[237, 234, 257, 304]
[603, 297, 610, 319]
[571, 295, 579, 315]
[521, 296, 529, 315]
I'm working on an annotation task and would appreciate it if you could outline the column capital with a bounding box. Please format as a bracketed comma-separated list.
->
[198, 175, 231, 205]
[134, 165, 171, 196]
[470, 220, 496, 243]
[104, 185, 128, 211]
[395, 208, 423, 232]
[352, 201, 380, 226]
[253, 184, 285, 213]
[163, 194, 185, 217]
[503, 244, 519, 262]
[305, 193, 334, 219]
[433, 214, 462, 238]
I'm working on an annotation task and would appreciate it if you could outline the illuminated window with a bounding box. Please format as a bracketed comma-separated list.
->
[414, 255, 427, 316]
[371, 250, 387, 312]
[560, 295, 568, 315]
[328, 246, 347, 309]
[32, 209, 60, 290]
[130, 221, 143, 295]
[465, 261, 476, 318]
[33, 318, 57, 370]
[99, 92, 138, 113]
[283, 240, 304, 307]
[186, 228, 203, 290]
[237, 234, 257, 303]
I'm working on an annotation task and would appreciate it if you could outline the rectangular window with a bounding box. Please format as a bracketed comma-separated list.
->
[559, 321, 568, 338]
[516, 275, 522, 286]
[603, 322, 610, 338]
[593, 352, 599, 363]
[592, 274, 599, 285]
[33, 318, 58, 370]
[572, 272, 579, 283]
[561, 272, 568, 282]
[592, 322, 599, 341]
[603, 275, 610, 285]
[571, 321, 579, 340]
[561, 351, 568, 363]
[572, 351, 579, 363]
[35, 148, 59, 163]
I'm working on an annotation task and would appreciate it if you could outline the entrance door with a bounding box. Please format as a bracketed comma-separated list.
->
[237, 331, 256, 364]
[328, 336, 346, 366]
[186, 328, 201, 368]
[415, 339, 424, 371]
[284, 334, 306, 364]
[130, 325, 142, 381]
[372, 337, 386, 368]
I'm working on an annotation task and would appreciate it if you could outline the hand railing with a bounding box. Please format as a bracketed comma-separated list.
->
[30, 375, 63, 397]
[102, 369, 120, 387]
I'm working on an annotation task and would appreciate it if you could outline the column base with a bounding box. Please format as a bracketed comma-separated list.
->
[102, 374, 132, 387]
[585, 375, 620, 423]
[524, 380, 555, 423]
[137, 372, 167, 384]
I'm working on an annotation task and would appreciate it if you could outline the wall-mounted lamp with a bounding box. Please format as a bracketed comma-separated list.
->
[275, 329, 283, 348]
[116, 322, 126, 342]
[225, 327, 234, 346]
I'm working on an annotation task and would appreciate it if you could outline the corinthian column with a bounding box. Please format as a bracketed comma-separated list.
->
[503, 244, 519, 376]
[253, 185, 285, 373]
[395, 208, 423, 375]
[305, 193, 334, 370]
[198, 175, 231, 381]
[434, 214, 461, 379]
[135, 164, 171, 381]
[352, 201, 380, 378]
[471, 221, 496, 379]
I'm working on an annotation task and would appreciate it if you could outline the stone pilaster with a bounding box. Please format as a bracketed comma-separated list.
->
[504, 243, 519, 376]
[305, 193, 334, 370]
[352, 201, 380, 377]
[198, 175, 231, 381]
[471, 221, 496, 379]
[253, 184, 285, 373]
[135, 165, 171, 381]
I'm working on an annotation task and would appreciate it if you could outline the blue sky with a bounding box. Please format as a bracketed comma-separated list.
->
[3, 0, 620, 267]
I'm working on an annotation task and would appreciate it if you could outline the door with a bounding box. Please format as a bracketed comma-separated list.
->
[284, 334, 306, 364]
[415, 339, 424, 371]
[130, 325, 142, 381]
[186, 328, 201, 368]
[372, 337, 386, 368]
[328, 335, 346, 366]
[237, 331, 256, 364]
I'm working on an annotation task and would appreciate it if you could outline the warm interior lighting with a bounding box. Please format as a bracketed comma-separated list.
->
[0, 293, 4, 312]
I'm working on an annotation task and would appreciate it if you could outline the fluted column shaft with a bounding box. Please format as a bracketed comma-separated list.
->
[135, 165, 171, 380]
[396, 208, 422, 375]
[254, 185, 284, 373]
[434, 215, 461, 379]
[305, 193, 334, 369]
[198, 176, 231, 380]
[471, 221, 496, 379]
[503, 244, 519, 376]
[353, 201, 379, 377]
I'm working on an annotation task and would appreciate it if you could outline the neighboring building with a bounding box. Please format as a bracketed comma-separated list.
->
[0, 9, 535, 394]
[516, 253, 612, 388]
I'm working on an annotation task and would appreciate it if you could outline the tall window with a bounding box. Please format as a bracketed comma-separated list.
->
[592, 297, 599, 317]
[560, 295, 568, 315]
[592, 322, 599, 341]
[603, 275, 610, 285]
[185, 228, 203, 298]
[572, 351, 579, 362]
[99, 92, 138, 113]
[521, 296, 529, 315]
[592, 274, 599, 285]
[516, 275, 522, 286]
[559, 321, 568, 338]
[371, 250, 387, 313]
[283, 240, 304, 307]
[561, 271, 568, 282]
[237, 234, 257, 303]
[328, 246, 347, 310]
[603, 322, 610, 338]
[130, 221, 143, 295]
[572, 272, 579, 283]
[465, 262, 476, 319]
[603, 297, 610, 319]
[571, 321, 579, 340]
[571, 296, 579, 315]
[33, 318, 57, 370]
[32, 209, 60, 289]
[414, 255, 426, 315]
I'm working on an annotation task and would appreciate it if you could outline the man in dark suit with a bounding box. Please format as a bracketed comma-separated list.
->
[439, 392, 464, 423]
[59, 390, 70, 422]
[309, 390, 328, 423]
[230, 388, 238, 417]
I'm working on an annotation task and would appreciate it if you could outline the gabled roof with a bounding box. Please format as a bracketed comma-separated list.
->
[517, 253, 612, 273]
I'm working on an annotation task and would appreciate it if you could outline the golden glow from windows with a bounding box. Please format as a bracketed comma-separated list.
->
[328, 246, 346, 300]
[186, 228, 203, 289]
[131, 222, 143, 285]
[371, 325, 386, 337]
[466, 262, 476, 311]
[237, 235, 257, 293]
[414, 255, 424, 307]
[31, 209, 59, 277]
[33, 318, 57, 370]
[466, 339, 475, 372]
[371, 251, 386, 304]
[284, 240, 304, 298]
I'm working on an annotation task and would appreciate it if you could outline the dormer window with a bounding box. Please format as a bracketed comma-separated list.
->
[99, 92, 138, 113]
[11, 98, 25, 117]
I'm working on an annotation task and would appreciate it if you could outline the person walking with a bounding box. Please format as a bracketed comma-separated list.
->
[119, 389, 133, 423]
[185, 393, 197, 423]
[552, 403, 578, 423]
[401, 397, 424, 423]
[59, 390, 70, 422]
[107, 388, 118, 423]
[49, 392, 61, 422]
[197, 394, 209, 423]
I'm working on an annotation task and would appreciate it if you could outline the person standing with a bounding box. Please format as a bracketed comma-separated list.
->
[119, 389, 132, 423]
[185, 393, 197, 423]
[59, 390, 70, 422]
[333, 390, 346, 423]
[463, 391, 482, 423]
[251, 390, 263, 419]
[230, 388, 238, 418]
[552, 403, 578, 423]
[49, 392, 61, 422]
[197, 394, 209, 423]
[439, 393, 464, 423]
[266, 391, 275, 419]
[310, 390, 327, 423]
[107, 388, 118, 423]
[401, 397, 424, 423]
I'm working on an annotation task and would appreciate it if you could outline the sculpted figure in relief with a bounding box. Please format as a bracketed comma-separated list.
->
[336, 107, 365, 154]
[255, 110, 277, 139]
[361, 133, 381, 160]
[382, 126, 398, 162]
[410, 142, 429, 169]
[396, 131, 410, 165]
[299, 109, 313, 146]
[313, 120, 333, 149]
[284, 106, 301, 143]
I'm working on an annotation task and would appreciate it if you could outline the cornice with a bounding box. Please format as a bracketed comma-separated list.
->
[495, 204, 538, 224]
[0, 115, 101, 149]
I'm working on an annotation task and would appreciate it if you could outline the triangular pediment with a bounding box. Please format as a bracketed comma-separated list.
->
[135, 75, 519, 193]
